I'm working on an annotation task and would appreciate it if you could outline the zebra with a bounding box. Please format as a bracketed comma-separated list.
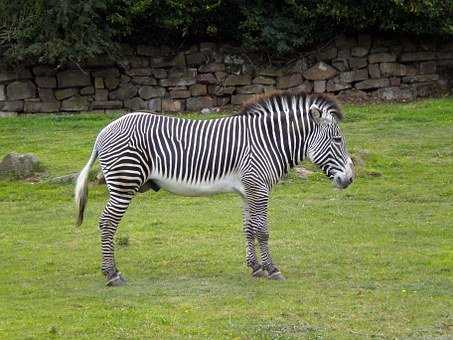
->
[75, 92, 354, 286]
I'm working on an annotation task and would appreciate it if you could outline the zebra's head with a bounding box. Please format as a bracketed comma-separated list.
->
[307, 104, 354, 189]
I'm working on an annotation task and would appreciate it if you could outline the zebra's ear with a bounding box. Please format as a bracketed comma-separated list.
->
[309, 107, 323, 124]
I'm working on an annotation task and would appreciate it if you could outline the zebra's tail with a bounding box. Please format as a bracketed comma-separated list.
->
[75, 147, 98, 227]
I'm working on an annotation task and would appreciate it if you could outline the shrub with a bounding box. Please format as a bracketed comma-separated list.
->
[0, 0, 452, 65]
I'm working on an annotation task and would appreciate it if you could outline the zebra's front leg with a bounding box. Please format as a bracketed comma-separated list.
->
[99, 194, 133, 286]
[249, 194, 286, 281]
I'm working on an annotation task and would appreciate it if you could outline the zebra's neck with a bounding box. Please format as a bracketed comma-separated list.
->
[244, 94, 316, 181]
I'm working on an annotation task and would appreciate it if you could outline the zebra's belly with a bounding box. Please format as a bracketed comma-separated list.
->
[151, 175, 244, 197]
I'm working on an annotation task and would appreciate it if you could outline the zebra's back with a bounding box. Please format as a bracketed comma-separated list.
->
[96, 112, 250, 196]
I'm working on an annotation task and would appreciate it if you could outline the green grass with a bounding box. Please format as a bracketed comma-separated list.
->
[0, 99, 452, 339]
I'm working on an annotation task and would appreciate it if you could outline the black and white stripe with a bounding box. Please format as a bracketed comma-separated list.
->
[75, 92, 354, 285]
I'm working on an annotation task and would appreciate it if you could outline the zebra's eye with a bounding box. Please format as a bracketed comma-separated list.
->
[332, 136, 342, 143]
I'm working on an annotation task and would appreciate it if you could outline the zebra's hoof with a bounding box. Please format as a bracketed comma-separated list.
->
[252, 267, 267, 278]
[106, 272, 127, 287]
[268, 271, 286, 281]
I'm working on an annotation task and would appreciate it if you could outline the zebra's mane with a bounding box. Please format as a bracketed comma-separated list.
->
[237, 91, 343, 120]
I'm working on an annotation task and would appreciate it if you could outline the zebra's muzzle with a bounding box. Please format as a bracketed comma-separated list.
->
[333, 158, 354, 189]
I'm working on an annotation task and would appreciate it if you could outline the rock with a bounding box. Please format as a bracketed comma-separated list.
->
[104, 76, 120, 90]
[189, 84, 207, 96]
[199, 63, 225, 73]
[125, 97, 148, 110]
[6, 81, 36, 100]
[294, 166, 314, 179]
[93, 68, 120, 78]
[173, 53, 186, 67]
[126, 68, 153, 77]
[54, 88, 78, 100]
[196, 73, 218, 85]
[110, 83, 137, 100]
[152, 69, 167, 79]
[368, 64, 381, 79]
[236, 85, 264, 94]
[0, 153, 41, 179]
[186, 52, 207, 66]
[402, 74, 439, 83]
[318, 47, 338, 61]
[201, 107, 220, 114]
[186, 96, 216, 111]
[208, 85, 235, 96]
[339, 69, 368, 83]
[35, 77, 57, 88]
[0, 67, 32, 83]
[338, 48, 350, 59]
[91, 101, 123, 110]
[374, 87, 415, 101]
[314, 80, 326, 93]
[217, 96, 231, 106]
[95, 171, 106, 184]
[0, 112, 18, 117]
[224, 74, 251, 86]
[138, 86, 166, 99]
[147, 98, 162, 111]
[150, 56, 176, 68]
[331, 59, 348, 73]
[170, 89, 191, 99]
[47, 172, 79, 184]
[400, 51, 436, 62]
[349, 58, 368, 69]
[57, 70, 91, 88]
[303, 62, 337, 81]
[351, 47, 369, 57]
[326, 77, 351, 92]
[277, 74, 303, 89]
[128, 57, 149, 68]
[419, 61, 436, 74]
[0, 85, 5, 101]
[80, 86, 94, 95]
[162, 99, 185, 112]
[231, 94, 256, 105]
[355, 78, 390, 90]
[336, 89, 370, 104]
[131, 77, 157, 86]
[289, 81, 313, 93]
[380, 63, 410, 77]
[38, 88, 56, 101]
[61, 96, 89, 111]
[95, 89, 109, 101]
[253, 76, 276, 85]
[257, 68, 282, 77]
[160, 69, 197, 87]
[389, 77, 401, 86]
[368, 53, 397, 64]
[0, 101, 24, 112]
[24, 101, 60, 113]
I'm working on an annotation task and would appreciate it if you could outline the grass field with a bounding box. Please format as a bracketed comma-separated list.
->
[0, 99, 452, 339]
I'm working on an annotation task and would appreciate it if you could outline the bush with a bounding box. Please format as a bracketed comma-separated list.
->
[0, 0, 452, 65]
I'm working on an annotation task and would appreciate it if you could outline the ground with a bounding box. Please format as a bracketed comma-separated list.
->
[0, 99, 452, 339]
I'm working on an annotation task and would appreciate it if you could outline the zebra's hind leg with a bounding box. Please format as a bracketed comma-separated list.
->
[99, 193, 134, 287]
[243, 202, 266, 278]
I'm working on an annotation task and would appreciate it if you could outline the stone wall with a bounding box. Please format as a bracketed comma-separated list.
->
[1, 34, 452, 115]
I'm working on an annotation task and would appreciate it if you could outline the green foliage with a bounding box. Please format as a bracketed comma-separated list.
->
[0, 0, 452, 64]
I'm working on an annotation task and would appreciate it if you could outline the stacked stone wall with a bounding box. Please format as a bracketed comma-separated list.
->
[1, 34, 452, 115]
